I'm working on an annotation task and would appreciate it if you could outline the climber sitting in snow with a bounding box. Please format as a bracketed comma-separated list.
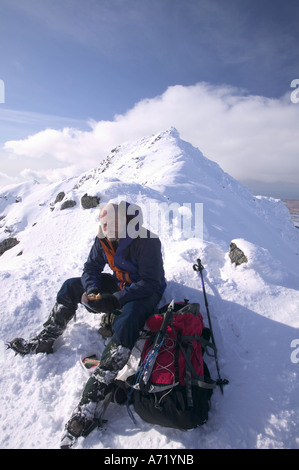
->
[8, 200, 167, 444]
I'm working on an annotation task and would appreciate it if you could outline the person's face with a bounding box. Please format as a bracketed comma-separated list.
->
[99, 205, 119, 241]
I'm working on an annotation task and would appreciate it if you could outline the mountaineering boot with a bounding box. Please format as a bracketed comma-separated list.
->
[7, 336, 54, 356]
[61, 340, 131, 447]
[7, 302, 76, 356]
[98, 312, 115, 338]
[60, 390, 113, 449]
[61, 400, 99, 448]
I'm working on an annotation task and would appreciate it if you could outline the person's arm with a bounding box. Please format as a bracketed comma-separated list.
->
[114, 236, 165, 306]
[81, 237, 107, 295]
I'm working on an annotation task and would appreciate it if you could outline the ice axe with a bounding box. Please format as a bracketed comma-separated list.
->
[193, 258, 229, 394]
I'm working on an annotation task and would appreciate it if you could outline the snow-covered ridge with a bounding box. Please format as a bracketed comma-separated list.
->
[0, 128, 298, 449]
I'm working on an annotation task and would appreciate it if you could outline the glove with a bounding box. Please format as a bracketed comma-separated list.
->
[85, 287, 100, 299]
[87, 293, 120, 313]
[81, 290, 101, 312]
[87, 292, 101, 301]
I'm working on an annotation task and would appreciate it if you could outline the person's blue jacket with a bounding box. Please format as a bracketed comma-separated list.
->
[81, 224, 167, 307]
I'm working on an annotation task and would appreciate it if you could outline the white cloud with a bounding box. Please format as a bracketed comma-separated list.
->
[0, 171, 18, 184]
[2, 82, 299, 187]
[19, 165, 80, 183]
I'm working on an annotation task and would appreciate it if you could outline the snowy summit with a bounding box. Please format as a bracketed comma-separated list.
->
[0, 128, 298, 449]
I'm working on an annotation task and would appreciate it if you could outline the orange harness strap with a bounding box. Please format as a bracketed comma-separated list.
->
[99, 237, 132, 290]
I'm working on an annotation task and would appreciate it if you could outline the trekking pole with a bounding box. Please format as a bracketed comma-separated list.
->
[193, 259, 229, 394]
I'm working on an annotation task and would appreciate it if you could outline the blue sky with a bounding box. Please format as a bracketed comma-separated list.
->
[1, 0, 299, 197]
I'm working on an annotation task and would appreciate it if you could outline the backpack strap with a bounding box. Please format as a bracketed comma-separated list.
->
[179, 338, 216, 407]
[182, 334, 217, 357]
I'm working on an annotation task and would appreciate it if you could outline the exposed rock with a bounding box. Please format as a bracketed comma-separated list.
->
[80, 193, 100, 209]
[60, 200, 76, 210]
[0, 237, 20, 256]
[229, 242, 248, 266]
[54, 192, 65, 204]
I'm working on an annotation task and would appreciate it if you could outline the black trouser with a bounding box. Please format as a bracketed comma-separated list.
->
[45, 274, 161, 349]
[56, 274, 119, 310]
[41, 274, 118, 341]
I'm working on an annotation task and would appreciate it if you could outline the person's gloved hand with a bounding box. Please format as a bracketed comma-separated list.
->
[81, 290, 98, 307]
[93, 293, 120, 313]
[82, 291, 120, 313]
[81, 291, 98, 312]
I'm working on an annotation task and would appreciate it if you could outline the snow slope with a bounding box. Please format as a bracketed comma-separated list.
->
[0, 128, 298, 449]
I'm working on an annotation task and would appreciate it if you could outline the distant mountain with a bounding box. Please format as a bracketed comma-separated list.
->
[283, 199, 299, 228]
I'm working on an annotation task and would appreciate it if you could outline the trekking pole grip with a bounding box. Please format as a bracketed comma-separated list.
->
[193, 258, 204, 273]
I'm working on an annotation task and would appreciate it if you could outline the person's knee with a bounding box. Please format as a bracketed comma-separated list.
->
[56, 277, 83, 308]
[53, 303, 76, 325]
[100, 339, 131, 371]
[112, 297, 158, 349]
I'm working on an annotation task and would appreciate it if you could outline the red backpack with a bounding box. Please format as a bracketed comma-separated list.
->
[128, 300, 217, 430]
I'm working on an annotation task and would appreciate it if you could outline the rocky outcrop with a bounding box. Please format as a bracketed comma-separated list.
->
[60, 200, 77, 210]
[54, 192, 65, 204]
[0, 237, 20, 256]
[229, 242, 248, 266]
[80, 193, 100, 209]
